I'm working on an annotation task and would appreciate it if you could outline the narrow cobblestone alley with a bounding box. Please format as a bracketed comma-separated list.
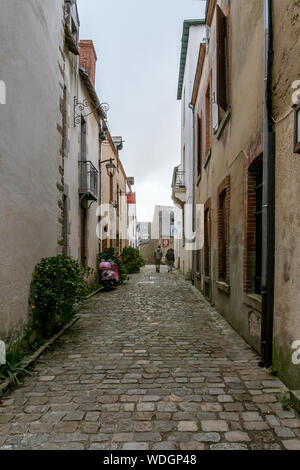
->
[1, 266, 300, 451]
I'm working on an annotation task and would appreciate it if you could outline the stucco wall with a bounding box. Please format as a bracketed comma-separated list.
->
[100, 140, 128, 253]
[0, 0, 64, 337]
[272, 0, 300, 389]
[64, 51, 101, 275]
[139, 239, 175, 266]
[178, 25, 206, 277]
[194, 0, 264, 352]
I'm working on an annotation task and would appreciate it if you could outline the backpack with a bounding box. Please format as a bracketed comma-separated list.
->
[166, 250, 174, 262]
[154, 248, 162, 260]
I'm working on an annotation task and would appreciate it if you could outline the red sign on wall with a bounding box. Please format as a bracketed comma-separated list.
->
[126, 193, 136, 204]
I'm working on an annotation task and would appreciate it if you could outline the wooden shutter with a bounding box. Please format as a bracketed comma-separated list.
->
[197, 116, 202, 176]
[212, 49, 219, 133]
[216, 5, 227, 111]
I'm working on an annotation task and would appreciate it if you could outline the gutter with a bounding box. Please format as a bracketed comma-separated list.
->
[189, 102, 196, 285]
[261, 0, 275, 368]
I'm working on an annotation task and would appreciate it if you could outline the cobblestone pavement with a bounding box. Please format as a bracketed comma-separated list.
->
[1, 266, 300, 450]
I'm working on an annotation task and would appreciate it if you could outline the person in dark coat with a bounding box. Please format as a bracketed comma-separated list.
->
[166, 248, 175, 273]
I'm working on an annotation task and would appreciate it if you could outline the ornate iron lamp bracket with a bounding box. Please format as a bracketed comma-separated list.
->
[74, 97, 110, 126]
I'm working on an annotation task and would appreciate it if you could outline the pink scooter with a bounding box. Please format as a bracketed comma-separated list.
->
[99, 259, 119, 290]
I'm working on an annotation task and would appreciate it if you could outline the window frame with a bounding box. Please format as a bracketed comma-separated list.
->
[294, 104, 300, 154]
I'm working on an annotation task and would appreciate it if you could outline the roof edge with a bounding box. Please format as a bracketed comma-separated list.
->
[177, 19, 205, 101]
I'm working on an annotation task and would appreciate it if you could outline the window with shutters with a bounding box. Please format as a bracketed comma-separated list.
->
[109, 174, 113, 203]
[244, 154, 263, 294]
[205, 78, 212, 156]
[218, 176, 230, 283]
[212, 5, 228, 133]
[204, 199, 211, 276]
[197, 115, 202, 178]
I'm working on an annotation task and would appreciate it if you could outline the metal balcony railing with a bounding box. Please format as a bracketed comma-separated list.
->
[79, 160, 99, 200]
[172, 167, 186, 189]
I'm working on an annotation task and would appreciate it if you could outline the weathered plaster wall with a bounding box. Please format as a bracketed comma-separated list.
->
[179, 25, 205, 278]
[64, 51, 101, 274]
[194, 0, 264, 352]
[272, 0, 300, 389]
[100, 140, 128, 253]
[0, 0, 64, 337]
[139, 239, 175, 266]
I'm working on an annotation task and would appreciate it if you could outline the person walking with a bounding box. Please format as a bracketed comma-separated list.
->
[154, 245, 163, 273]
[166, 248, 175, 273]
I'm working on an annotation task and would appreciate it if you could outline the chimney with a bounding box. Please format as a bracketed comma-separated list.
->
[79, 40, 97, 87]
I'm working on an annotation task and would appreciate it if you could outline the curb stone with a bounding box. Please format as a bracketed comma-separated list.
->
[0, 315, 80, 398]
[0, 286, 105, 398]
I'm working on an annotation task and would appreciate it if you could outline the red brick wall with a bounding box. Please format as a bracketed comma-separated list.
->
[79, 40, 97, 87]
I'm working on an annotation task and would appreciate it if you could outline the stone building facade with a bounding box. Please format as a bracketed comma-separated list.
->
[188, 0, 300, 389]
[172, 20, 206, 279]
[0, 0, 135, 340]
[0, 0, 66, 337]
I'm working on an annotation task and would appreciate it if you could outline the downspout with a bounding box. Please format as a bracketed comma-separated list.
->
[189, 102, 196, 285]
[261, 0, 275, 368]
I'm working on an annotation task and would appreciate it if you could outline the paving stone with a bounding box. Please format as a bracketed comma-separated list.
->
[201, 420, 229, 432]
[1, 266, 299, 450]
[28, 422, 53, 433]
[135, 432, 162, 442]
[90, 442, 118, 450]
[225, 431, 251, 442]
[179, 442, 205, 450]
[219, 412, 239, 421]
[200, 403, 222, 412]
[242, 412, 263, 422]
[152, 442, 177, 450]
[210, 443, 248, 450]
[243, 422, 270, 431]
[218, 395, 234, 403]
[194, 432, 221, 443]
[274, 427, 295, 438]
[282, 439, 300, 450]
[177, 421, 198, 432]
[280, 419, 300, 428]
[266, 415, 280, 427]
[63, 411, 85, 421]
[136, 403, 156, 412]
[133, 421, 153, 432]
[54, 422, 78, 433]
[122, 442, 150, 450]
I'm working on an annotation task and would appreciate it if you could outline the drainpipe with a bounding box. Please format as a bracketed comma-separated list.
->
[189, 102, 196, 285]
[261, 0, 275, 368]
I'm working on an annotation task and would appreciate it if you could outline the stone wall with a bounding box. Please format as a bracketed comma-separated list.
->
[0, 0, 65, 337]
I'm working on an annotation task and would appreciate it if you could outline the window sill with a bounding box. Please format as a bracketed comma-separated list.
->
[244, 293, 262, 313]
[204, 149, 212, 169]
[216, 281, 230, 295]
[215, 108, 232, 140]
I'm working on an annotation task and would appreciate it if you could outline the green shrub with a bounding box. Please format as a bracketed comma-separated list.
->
[30, 255, 87, 339]
[0, 341, 31, 385]
[121, 247, 145, 274]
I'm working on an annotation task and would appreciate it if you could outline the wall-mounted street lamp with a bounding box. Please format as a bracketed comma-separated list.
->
[100, 158, 117, 177]
[294, 104, 300, 154]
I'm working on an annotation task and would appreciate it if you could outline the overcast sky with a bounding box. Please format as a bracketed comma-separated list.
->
[77, 0, 206, 221]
